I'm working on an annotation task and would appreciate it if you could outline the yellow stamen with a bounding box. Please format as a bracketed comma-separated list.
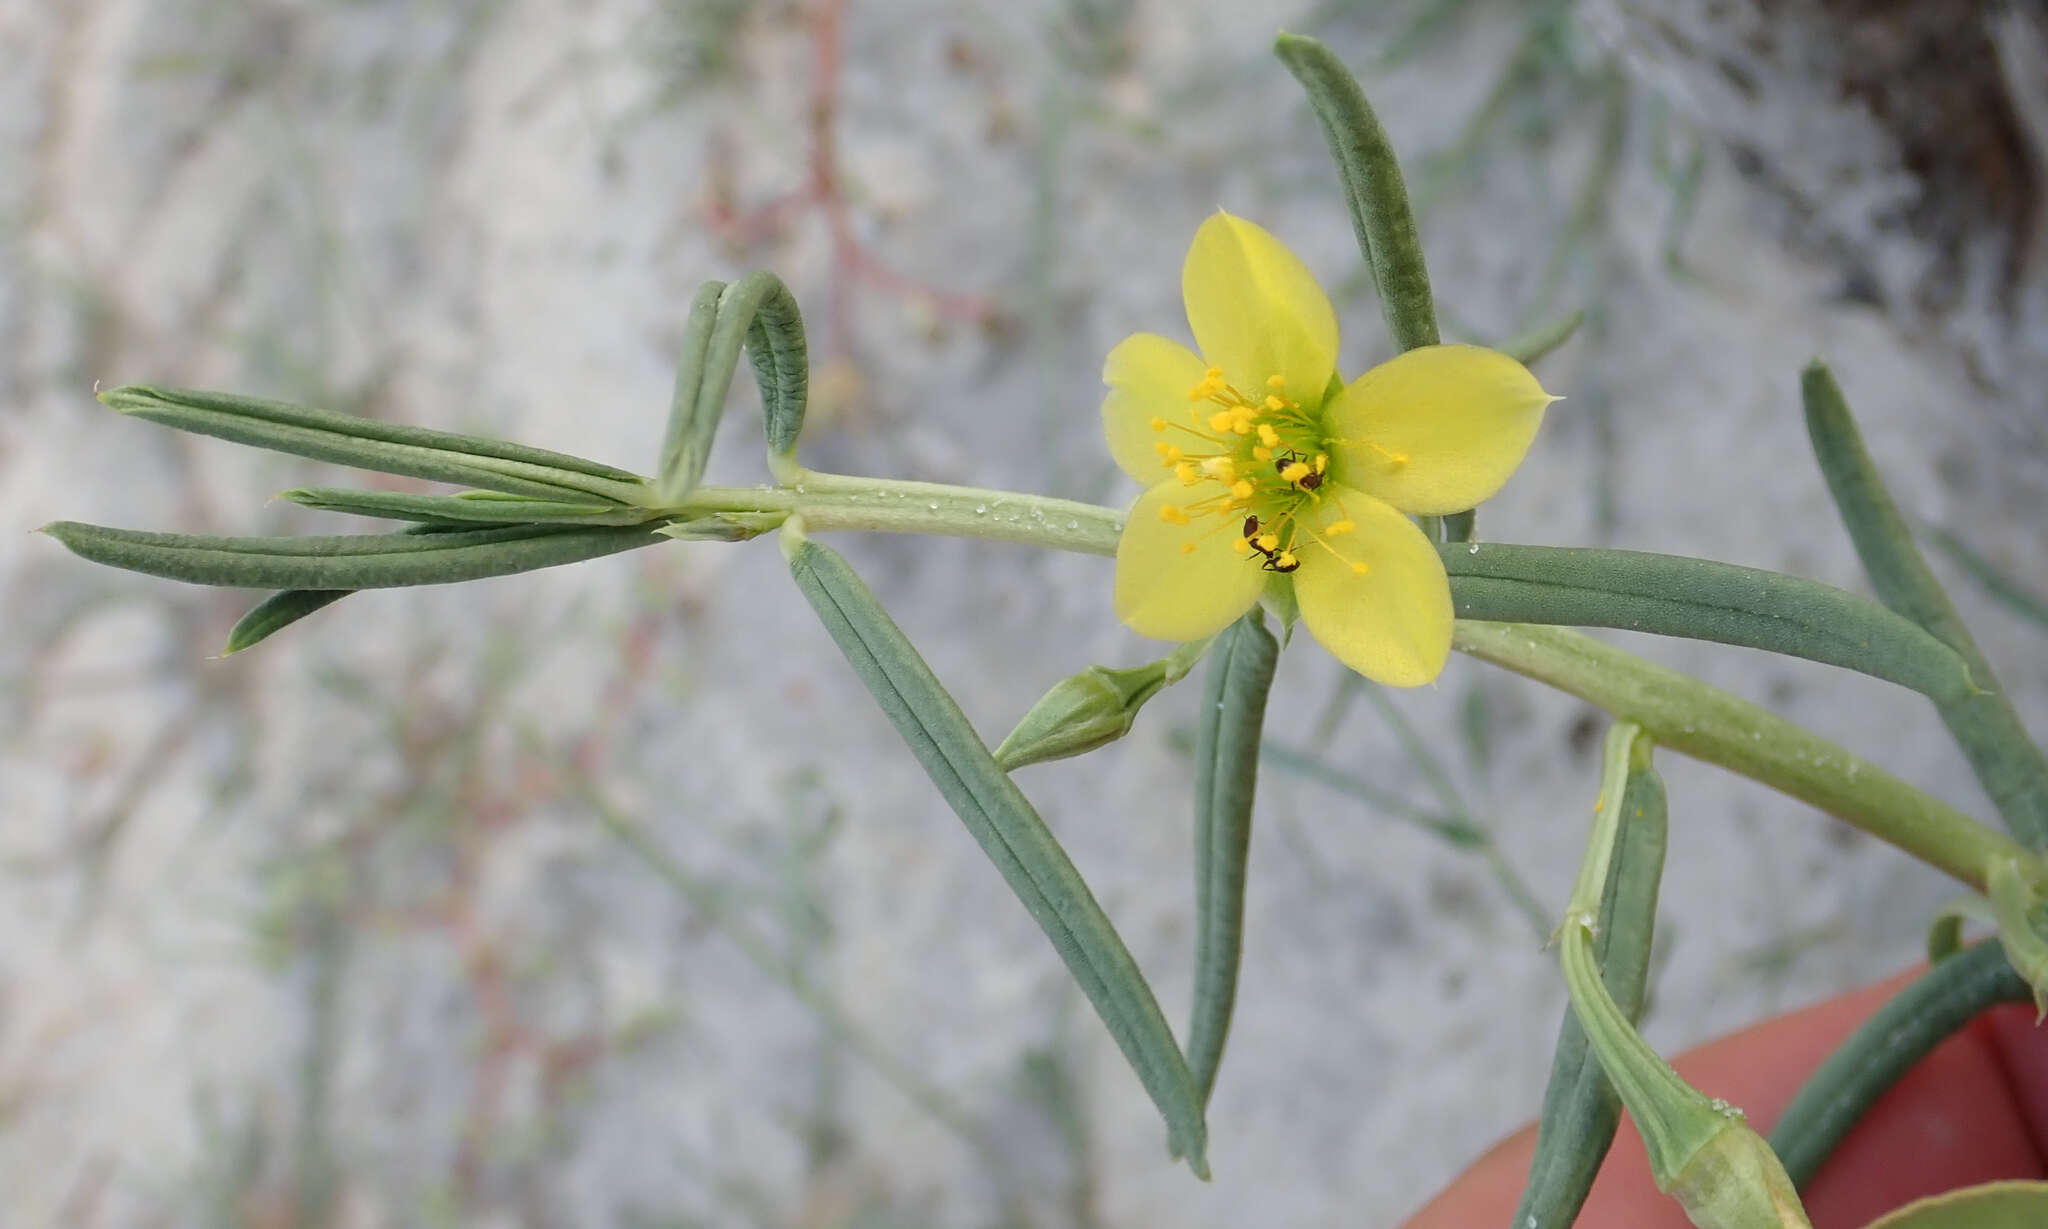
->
[1231, 537, 1251, 555]
[1275, 550, 1298, 569]
[1314, 453, 1328, 474]
[1280, 462, 1311, 484]
[1257, 424, 1280, 447]
[1264, 395, 1285, 411]
[1351, 561, 1369, 575]
[1150, 416, 1167, 431]
[1159, 504, 1190, 525]
[1326, 519, 1356, 536]
[1208, 411, 1235, 432]
[1174, 461, 1200, 484]
[1256, 533, 1279, 552]
[1265, 374, 1286, 390]
[1253, 446, 1272, 462]
[1201, 456, 1236, 481]
[1230, 479, 1254, 500]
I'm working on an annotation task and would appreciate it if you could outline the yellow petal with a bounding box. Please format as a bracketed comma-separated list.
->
[1325, 344, 1553, 515]
[1292, 487, 1452, 686]
[1114, 482, 1268, 643]
[1182, 212, 1337, 409]
[1102, 332, 1210, 483]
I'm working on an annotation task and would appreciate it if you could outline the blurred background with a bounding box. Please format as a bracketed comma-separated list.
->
[4, 0, 2047, 1225]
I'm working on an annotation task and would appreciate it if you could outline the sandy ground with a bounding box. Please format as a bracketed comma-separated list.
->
[3, 1, 2044, 1226]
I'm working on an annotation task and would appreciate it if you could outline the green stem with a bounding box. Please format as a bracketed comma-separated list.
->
[675, 470, 1124, 555]
[1454, 621, 2031, 890]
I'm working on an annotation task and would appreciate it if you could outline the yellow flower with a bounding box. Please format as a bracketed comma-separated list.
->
[1102, 213, 1555, 686]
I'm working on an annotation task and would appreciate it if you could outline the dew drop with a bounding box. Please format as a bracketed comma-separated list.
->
[928, 502, 940, 510]
[795, 484, 806, 494]
[975, 504, 987, 514]
[1467, 543, 1480, 554]
[1067, 519, 1079, 529]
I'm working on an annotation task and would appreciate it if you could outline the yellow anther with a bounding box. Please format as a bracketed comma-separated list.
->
[1150, 416, 1167, 431]
[1201, 456, 1236, 481]
[1256, 533, 1279, 552]
[1158, 504, 1190, 525]
[1326, 519, 1356, 536]
[1280, 462, 1311, 484]
[1275, 550, 1298, 569]
[1230, 479, 1254, 500]
[1231, 418, 1253, 436]
[1264, 394, 1286, 411]
[1314, 453, 1328, 474]
[1205, 367, 1225, 381]
[1153, 441, 1172, 458]
[1231, 537, 1251, 556]
[1257, 424, 1281, 447]
[1351, 561, 1370, 576]
[1253, 446, 1272, 461]
[1265, 374, 1286, 390]
[1174, 461, 1200, 484]
[1208, 411, 1236, 432]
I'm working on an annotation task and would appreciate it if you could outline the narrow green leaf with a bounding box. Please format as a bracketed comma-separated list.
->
[43, 521, 664, 590]
[1443, 542, 1975, 703]
[783, 535, 1209, 1176]
[101, 385, 649, 504]
[1186, 609, 1278, 1110]
[283, 487, 662, 526]
[1515, 749, 1668, 1229]
[654, 280, 729, 499]
[224, 590, 352, 654]
[658, 271, 811, 500]
[1803, 361, 2048, 847]
[1926, 526, 2048, 633]
[1770, 941, 2029, 1188]
[1498, 309, 1584, 367]
[1275, 33, 1440, 352]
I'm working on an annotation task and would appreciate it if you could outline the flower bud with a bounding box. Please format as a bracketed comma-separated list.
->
[993, 662, 1167, 771]
[1665, 1115, 1810, 1229]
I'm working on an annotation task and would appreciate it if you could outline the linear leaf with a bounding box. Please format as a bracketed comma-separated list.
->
[1803, 361, 2048, 847]
[1514, 753, 1667, 1228]
[224, 590, 353, 654]
[1770, 940, 2028, 1187]
[1498, 309, 1584, 367]
[44, 521, 664, 590]
[658, 272, 810, 500]
[1187, 609, 1278, 1110]
[1275, 33, 1440, 352]
[784, 536, 1209, 1176]
[655, 280, 729, 498]
[284, 487, 662, 526]
[1442, 542, 1974, 703]
[101, 385, 648, 504]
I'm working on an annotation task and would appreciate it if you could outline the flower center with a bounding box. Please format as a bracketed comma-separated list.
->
[1146, 368, 1381, 578]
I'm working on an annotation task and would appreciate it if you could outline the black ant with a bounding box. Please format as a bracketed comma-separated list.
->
[1241, 515, 1300, 573]
[1273, 449, 1323, 492]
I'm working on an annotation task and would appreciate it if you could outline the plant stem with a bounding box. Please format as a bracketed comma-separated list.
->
[1454, 620, 2032, 890]
[677, 469, 1124, 555]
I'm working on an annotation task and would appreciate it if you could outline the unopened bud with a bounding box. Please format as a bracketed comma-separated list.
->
[1665, 1117, 1810, 1229]
[993, 662, 1166, 771]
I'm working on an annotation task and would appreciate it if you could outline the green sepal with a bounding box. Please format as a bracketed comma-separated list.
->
[224, 589, 353, 654]
[1803, 361, 2048, 848]
[42, 520, 665, 590]
[1274, 32, 1440, 353]
[1185, 609, 1279, 1112]
[283, 487, 663, 526]
[99, 385, 648, 505]
[1442, 542, 1976, 702]
[782, 531, 1210, 1176]
[992, 637, 1211, 772]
